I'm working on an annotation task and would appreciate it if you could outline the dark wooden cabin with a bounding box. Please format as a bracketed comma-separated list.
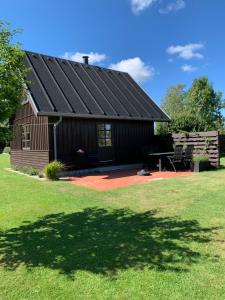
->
[10, 51, 170, 170]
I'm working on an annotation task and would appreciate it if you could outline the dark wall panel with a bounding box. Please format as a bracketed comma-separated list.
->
[11, 150, 49, 170]
[11, 103, 50, 169]
[52, 117, 154, 167]
[11, 103, 49, 151]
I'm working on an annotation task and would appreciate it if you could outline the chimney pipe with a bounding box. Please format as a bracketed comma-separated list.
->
[82, 55, 89, 65]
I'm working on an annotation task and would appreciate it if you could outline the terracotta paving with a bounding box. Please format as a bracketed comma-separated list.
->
[69, 169, 191, 191]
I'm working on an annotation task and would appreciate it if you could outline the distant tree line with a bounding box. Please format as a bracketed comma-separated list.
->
[157, 77, 225, 134]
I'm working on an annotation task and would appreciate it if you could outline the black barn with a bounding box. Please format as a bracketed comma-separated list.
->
[10, 51, 170, 170]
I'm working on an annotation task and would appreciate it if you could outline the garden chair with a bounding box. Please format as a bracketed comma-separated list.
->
[183, 145, 194, 168]
[167, 145, 183, 172]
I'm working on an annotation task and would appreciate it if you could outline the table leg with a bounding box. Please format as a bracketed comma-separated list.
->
[158, 158, 162, 172]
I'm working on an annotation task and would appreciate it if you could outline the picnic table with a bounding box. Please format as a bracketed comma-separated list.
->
[147, 152, 174, 171]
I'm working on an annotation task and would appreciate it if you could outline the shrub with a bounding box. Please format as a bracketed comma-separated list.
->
[12, 165, 20, 171]
[22, 167, 39, 176]
[193, 155, 209, 162]
[3, 146, 10, 154]
[44, 161, 64, 180]
[12, 164, 39, 176]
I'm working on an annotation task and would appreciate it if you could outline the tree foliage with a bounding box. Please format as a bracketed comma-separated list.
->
[0, 124, 12, 144]
[157, 77, 225, 134]
[161, 84, 186, 116]
[186, 77, 224, 132]
[0, 21, 27, 124]
[156, 84, 186, 134]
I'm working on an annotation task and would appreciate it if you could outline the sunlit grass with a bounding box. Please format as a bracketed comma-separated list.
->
[0, 154, 225, 299]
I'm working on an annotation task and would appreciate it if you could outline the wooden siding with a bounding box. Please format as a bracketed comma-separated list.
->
[113, 120, 154, 163]
[172, 131, 220, 168]
[10, 150, 49, 170]
[10, 103, 50, 169]
[11, 103, 49, 151]
[50, 117, 154, 166]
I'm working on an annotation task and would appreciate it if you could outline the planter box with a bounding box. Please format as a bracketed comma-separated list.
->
[191, 161, 210, 172]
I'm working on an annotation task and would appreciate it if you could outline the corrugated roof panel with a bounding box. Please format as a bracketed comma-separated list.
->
[98, 69, 140, 117]
[27, 53, 72, 113]
[121, 73, 161, 119]
[24, 51, 170, 121]
[43, 56, 89, 114]
[58, 59, 104, 115]
[125, 73, 170, 121]
[112, 72, 153, 118]
[24, 55, 54, 112]
[71, 63, 117, 116]
[86, 67, 129, 116]
[107, 71, 145, 117]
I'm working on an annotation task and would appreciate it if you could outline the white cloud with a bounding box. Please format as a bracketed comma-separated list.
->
[62, 51, 106, 64]
[109, 57, 154, 83]
[166, 43, 204, 60]
[130, 0, 156, 14]
[159, 0, 185, 14]
[130, 0, 185, 14]
[181, 64, 198, 73]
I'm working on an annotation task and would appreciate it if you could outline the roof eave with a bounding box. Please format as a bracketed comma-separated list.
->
[37, 111, 170, 122]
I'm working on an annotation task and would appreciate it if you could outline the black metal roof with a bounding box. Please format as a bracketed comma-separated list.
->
[24, 51, 170, 122]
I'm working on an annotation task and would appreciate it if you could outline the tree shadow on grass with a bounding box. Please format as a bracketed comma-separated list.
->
[0, 208, 217, 278]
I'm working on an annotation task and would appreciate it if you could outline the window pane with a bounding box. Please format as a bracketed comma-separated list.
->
[98, 130, 105, 139]
[97, 123, 112, 148]
[105, 139, 112, 146]
[98, 123, 104, 131]
[105, 124, 111, 130]
[98, 139, 105, 147]
[26, 133, 30, 140]
[22, 124, 31, 150]
[105, 131, 111, 139]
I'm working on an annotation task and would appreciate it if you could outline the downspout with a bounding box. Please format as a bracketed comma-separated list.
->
[53, 116, 62, 161]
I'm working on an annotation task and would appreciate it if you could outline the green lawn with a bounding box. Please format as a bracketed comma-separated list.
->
[0, 154, 225, 299]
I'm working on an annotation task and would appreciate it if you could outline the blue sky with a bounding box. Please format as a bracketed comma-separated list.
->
[1, 0, 225, 106]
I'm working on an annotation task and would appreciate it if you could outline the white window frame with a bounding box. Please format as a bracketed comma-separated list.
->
[21, 124, 31, 150]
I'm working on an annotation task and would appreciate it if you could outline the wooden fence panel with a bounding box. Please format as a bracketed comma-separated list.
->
[172, 131, 220, 168]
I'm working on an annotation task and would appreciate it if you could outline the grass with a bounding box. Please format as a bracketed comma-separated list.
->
[0, 154, 225, 299]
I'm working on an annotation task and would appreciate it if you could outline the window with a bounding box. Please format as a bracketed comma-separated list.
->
[22, 124, 31, 150]
[97, 123, 112, 147]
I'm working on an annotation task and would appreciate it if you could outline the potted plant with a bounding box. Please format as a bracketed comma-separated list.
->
[191, 155, 210, 172]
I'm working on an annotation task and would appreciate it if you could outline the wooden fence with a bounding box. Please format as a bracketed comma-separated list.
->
[172, 131, 220, 168]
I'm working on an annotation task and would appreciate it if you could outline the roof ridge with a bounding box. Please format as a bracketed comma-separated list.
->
[23, 50, 129, 75]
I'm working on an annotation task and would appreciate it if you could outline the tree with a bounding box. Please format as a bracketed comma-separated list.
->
[0, 21, 27, 124]
[186, 76, 224, 132]
[161, 84, 186, 116]
[156, 78, 225, 135]
[156, 84, 186, 134]
[0, 123, 12, 145]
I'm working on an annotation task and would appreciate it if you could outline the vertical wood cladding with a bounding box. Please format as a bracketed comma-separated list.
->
[113, 120, 154, 163]
[10, 103, 50, 170]
[11, 103, 154, 169]
[11, 103, 49, 151]
[52, 117, 154, 165]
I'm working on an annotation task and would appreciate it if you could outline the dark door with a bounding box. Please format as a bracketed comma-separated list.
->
[97, 122, 114, 163]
